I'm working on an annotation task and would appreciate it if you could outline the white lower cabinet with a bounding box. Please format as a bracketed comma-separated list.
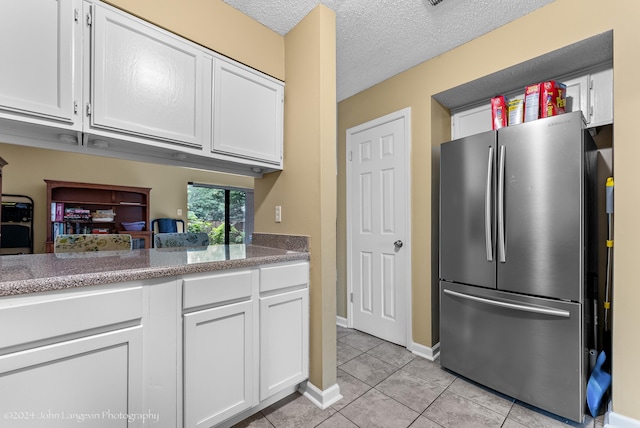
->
[0, 261, 309, 428]
[259, 288, 309, 401]
[0, 327, 143, 428]
[0, 283, 144, 427]
[182, 262, 309, 427]
[259, 262, 310, 401]
[183, 300, 255, 428]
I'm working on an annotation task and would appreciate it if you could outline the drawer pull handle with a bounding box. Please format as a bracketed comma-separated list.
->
[443, 289, 570, 318]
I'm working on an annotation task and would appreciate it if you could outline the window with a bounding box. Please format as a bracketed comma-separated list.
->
[187, 182, 254, 245]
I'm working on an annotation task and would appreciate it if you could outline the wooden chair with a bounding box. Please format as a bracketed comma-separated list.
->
[54, 234, 132, 253]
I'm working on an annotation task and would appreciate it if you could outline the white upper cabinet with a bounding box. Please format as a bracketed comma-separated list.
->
[450, 103, 491, 141]
[213, 59, 284, 165]
[88, 3, 209, 148]
[0, 0, 81, 126]
[562, 75, 589, 120]
[0, 0, 284, 176]
[589, 67, 613, 128]
[451, 66, 613, 140]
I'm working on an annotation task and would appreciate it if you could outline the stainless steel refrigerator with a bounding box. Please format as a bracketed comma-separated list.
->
[439, 111, 598, 422]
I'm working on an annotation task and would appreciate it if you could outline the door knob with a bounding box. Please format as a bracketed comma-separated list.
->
[394, 240, 403, 249]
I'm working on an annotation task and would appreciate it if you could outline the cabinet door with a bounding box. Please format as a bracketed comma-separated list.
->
[589, 67, 613, 127]
[259, 288, 309, 401]
[562, 75, 589, 123]
[451, 104, 492, 139]
[90, 3, 208, 147]
[0, 326, 143, 428]
[0, 0, 80, 124]
[213, 59, 283, 164]
[183, 300, 254, 428]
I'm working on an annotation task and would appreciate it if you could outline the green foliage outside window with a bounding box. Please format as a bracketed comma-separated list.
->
[187, 185, 246, 244]
[210, 223, 245, 245]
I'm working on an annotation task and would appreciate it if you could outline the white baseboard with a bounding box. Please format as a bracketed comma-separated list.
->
[336, 316, 348, 328]
[605, 411, 640, 428]
[299, 381, 343, 410]
[412, 341, 440, 361]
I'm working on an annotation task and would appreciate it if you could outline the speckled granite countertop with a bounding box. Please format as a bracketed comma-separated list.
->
[0, 234, 309, 297]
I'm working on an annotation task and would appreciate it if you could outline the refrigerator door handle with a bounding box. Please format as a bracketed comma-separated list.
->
[443, 289, 571, 318]
[485, 146, 494, 262]
[497, 145, 506, 263]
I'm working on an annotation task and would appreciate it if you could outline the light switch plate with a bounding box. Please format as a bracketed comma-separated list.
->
[275, 206, 282, 223]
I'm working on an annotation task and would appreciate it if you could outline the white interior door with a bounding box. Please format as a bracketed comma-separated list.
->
[347, 108, 411, 347]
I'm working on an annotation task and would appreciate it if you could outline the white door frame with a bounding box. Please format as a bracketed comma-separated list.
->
[346, 107, 412, 351]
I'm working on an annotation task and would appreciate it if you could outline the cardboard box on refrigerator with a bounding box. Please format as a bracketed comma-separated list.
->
[524, 83, 541, 122]
[508, 99, 524, 126]
[540, 80, 567, 118]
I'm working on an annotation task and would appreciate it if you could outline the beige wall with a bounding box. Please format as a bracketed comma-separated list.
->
[608, 0, 640, 417]
[338, 0, 640, 419]
[104, 0, 285, 80]
[0, 143, 252, 253]
[254, 5, 337, 391]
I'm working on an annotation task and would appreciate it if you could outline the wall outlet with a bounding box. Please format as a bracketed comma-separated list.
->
[275, 205, 282, 223]
[177, 209, 183, 216]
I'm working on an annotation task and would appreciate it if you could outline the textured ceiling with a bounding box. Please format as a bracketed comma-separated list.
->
[223, 0, 557, 101]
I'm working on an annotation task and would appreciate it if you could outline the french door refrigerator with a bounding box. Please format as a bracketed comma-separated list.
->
[439, 111, 597, 422]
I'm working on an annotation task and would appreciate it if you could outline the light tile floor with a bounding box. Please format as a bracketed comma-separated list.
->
[234, 326, 605, 428]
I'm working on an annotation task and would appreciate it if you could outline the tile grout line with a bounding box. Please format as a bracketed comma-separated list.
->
[336, 340, 443, 428]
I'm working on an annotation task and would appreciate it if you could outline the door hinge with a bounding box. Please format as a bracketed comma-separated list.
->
[86, 8, 92, 26]
[349, 151, 352, 161]
[74, 101, 78, 115]
[86, 103, 92, 116]
[74, 8, 80, 22]
[350, 292, 353, 303]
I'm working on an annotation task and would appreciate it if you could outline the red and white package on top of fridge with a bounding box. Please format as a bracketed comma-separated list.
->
[540, 81, 567, 118]
[491, 96, 508, 129]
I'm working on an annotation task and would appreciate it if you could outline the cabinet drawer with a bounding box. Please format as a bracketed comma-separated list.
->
[0, 284, 142, 351]
[259, 262, 309, 293]
[182, 270, 255, 310]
